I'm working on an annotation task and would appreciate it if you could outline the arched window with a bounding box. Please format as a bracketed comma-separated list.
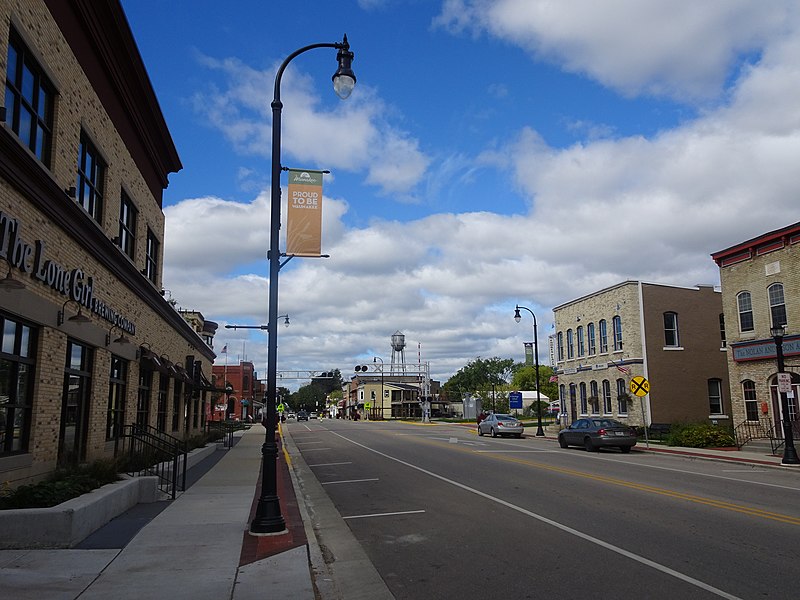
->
[579, 382, 588, 414]
[587, 322, 596, 355]
[602, 380, 612, 414]
[768, 283, 786, 328]
[737, 291, 754, 332]
[612, 316, 623, 351]
[742, 380, 758, 421]
[599, 320, 608, 353]
[663, 312, 680, 347]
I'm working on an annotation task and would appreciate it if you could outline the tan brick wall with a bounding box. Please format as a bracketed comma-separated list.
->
[0, 2, 212, 487]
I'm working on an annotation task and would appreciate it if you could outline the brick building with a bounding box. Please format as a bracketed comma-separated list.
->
[210, 361, 262, 422]
[711, 221, 800, 447]
[553, 281, 729, 428]
[0, 0, 215, 488]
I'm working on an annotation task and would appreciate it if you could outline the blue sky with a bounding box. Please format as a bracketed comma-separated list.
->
[120, 0, 800, 388]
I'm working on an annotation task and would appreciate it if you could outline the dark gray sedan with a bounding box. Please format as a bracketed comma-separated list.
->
[558, 418, 637, 452]
[477, 413, 524, 438]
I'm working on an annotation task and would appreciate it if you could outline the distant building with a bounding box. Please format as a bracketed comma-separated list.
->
[553, 281, 729, 428]
[711, 221, 800, 447]
[211, 361, 261, 421]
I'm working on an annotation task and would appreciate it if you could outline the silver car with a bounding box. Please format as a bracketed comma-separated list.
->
[477, 413, 524, 438]
[558, 418, 637, 453]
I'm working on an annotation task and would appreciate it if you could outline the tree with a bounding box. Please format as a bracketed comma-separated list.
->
[511, 363, 558, 403]
[444, 357, 515, 411]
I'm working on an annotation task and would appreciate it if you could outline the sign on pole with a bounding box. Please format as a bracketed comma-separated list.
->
[509, 391, 523, 410]
[630, 376, 650, 397]
[778, 373, 792, 393]
[286, 169, 324, 256]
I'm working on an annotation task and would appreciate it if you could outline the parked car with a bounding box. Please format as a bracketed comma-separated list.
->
[310, 411, 318, 420]
[477, 413, 524, 438]
[297, 410, 309, 421]
[558, 418, 637, 453]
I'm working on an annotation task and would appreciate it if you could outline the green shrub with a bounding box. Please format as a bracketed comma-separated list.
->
[0, 458, 123, 510]
[666, 422, 736, 448]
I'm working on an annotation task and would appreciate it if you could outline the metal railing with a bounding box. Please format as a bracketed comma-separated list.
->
[206, 420, 247, 448]
[733, 419, 771, 448]
[115, 424, 187, 499]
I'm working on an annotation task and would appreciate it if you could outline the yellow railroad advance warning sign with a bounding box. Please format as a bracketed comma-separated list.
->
[364, 402, 372, 409]
[277, 403, 285, 412]
[630, 376, 650, 397]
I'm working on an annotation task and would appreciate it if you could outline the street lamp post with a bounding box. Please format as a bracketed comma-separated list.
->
[514, 304, 545, 437]
[771, 325, 800, 465]
[252, 36, 356, 535]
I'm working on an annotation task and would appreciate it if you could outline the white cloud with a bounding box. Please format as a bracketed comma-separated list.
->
[435, 0, 796, 102]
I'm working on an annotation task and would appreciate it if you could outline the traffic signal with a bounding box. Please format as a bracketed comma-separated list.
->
[354, 365, 369, 372]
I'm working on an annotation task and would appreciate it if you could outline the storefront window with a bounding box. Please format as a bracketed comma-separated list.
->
[0, 314, 36, 456]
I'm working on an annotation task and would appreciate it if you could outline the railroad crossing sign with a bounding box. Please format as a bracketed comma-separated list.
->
[630, 376, 650, 397]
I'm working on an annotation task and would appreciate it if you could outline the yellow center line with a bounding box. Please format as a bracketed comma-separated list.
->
[410, 433, 800, 526]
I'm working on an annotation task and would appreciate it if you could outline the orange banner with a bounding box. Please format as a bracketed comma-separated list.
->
[286, 169, 323, 256]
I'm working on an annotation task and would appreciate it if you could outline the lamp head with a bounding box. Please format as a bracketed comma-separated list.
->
[514, 307, 522, 323]
[332, 34, 356, 99]
[771, 324, 786, 339]
[283, 315, 290, 328]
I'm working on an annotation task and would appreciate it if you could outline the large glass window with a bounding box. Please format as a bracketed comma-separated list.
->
[4, 30, 54, 163]
[768, 283, 786, 328]
[579, 382, 587, 414]
[60, 341, 93, 465]
[156, 374, 169, 432]
[708, 379, 724, 415]
[587, 323, 596, 355]
[0, 314, 36, 456]
[137, 369, 152, 427]
[106, 356, 127, 440]
[616, 379, 628, 414]
[172, 379, 182, 432]
[737, 292, 754, 332]
[576, 326, 585, 357]
[664, 312, 680, 347]
[76, 131, 105, 222]
[612, 316, 623, 351]
[599, 319, 608, 353]
[743, 380, 758, 422]
[118, 192, 137, 259]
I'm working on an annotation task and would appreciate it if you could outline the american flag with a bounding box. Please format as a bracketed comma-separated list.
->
[614, 361, 630, 374]
[549, 375, 558, 383]
[220, 344, 228, 354]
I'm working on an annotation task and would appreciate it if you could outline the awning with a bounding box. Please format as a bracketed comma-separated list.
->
[139, 348, 169, 374]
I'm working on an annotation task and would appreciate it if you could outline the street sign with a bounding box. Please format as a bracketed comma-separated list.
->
[364, 402, 372, 409]
[630, 376, 650, 397]
[509, 392, 523, 409]
[778, 373, 792, 393]
[277, 403, 285, 412]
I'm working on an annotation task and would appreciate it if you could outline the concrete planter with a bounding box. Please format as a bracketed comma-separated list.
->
[0, 443, 217, 549]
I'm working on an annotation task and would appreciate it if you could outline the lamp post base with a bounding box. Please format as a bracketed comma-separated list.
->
[249, 440, 286, 534]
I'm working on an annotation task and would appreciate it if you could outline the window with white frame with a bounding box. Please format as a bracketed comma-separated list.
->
[719, 314, 726, 348]
[587, 322, 596, 355]
[708, 378, 724, 415]
[599, 319, 608, 353]
[742, 380, 758, 421]
[663, 312, 680, 347]
[557, 331, 564, 361]
[577, 326, 585, 357]
[768, 283, 786, 328]
[602, 379, 612, 414]
[567, 329, 574, 359]
[737, 291, 754, 332]
[579, 382, 587, 414]
[76, 131, 105, 222]
[612, 316, 623, 351]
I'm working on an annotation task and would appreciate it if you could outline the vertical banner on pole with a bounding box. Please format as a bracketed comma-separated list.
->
[524, 342, 534, 366]
[286, 169, 324, 256]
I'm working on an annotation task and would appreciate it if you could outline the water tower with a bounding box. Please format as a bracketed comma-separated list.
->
[390, 331, 406, 374]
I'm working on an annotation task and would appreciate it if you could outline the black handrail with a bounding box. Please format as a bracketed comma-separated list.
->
[115, 423, 187, 499]
[733, 419, 771, 448]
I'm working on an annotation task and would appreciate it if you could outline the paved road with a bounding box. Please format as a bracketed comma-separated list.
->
[285, 419, 800, 600]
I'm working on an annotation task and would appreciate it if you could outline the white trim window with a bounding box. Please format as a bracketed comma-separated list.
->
[612, 316, 623, 351]
[768, 283, 786, 328]
[708, 378, 724, 415]
[599, 319, 608, 353]
[587, 322, 596, 355]
[737, 291, 754, 332]
[663, 311, 680, 347]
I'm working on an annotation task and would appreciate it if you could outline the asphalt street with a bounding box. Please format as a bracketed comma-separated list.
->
[285, 419, 800, 600]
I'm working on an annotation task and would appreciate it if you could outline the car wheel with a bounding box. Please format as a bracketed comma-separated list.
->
[478, 426, 483, 436]
[491, 427, 497, 438]
[558, 435, 568, 448]
[620, 446, 631, 454]
[515, 433, 522, 439]
[584, 437, 597, 452]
